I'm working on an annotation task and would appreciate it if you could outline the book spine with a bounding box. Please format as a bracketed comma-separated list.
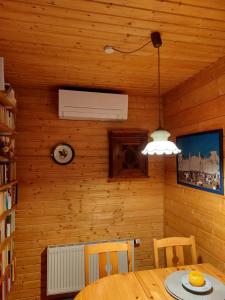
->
[0, 105, 15, 130]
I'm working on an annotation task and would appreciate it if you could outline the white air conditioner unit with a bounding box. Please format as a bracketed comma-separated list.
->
[58, 89, 128, 121]
[0, 57, 5, 91]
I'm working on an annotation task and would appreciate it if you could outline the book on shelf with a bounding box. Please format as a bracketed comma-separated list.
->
[2, 280, 6, 300]
[1, 221, 5, 243]
[1, 238, 15, 272]
[1, 275, 8, 300]
[0, 57, 4, 91]
[0, 193, 4, 214]
[0, 186, 17, 216]
[0, 105, 15, 130]
[10, 162, 16, 182]
[0, 162, 16, 185]
[2, 245, 7, 275]
[11, 258, 16, 283]
[10, 211, 15, 233]
[5, 215, 11, 238]
[1, 212, 15, 243]
[0, 241, 16, 299]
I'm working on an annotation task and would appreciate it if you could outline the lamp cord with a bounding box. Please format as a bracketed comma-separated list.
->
[158, 46, 161, 129]
[109, 36, 161, 129]
[111, 40, 152, 54]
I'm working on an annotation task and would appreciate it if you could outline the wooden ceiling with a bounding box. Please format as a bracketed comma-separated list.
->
[1, 0, 225, 96]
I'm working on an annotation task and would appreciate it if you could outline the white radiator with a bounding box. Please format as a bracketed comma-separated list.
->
[47, 240, 134, 296]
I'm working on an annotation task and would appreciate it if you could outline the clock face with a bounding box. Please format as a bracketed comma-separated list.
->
[52, 144, 75, 165]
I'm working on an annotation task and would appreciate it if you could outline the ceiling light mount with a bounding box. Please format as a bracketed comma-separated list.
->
[151, 32, 162, 48]
[104, 45, 115, 54]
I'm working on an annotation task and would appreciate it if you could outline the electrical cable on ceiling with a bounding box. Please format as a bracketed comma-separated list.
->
[104, 40, 152, 54]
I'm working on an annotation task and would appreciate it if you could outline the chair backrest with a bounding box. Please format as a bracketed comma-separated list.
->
[153, 235, 197, 268]
[84, 241, 132, 285]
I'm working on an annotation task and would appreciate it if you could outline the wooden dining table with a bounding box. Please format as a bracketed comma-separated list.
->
[75, 263, 225, 300]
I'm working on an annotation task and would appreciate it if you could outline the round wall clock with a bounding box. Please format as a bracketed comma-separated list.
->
[51, 143, 75, 165]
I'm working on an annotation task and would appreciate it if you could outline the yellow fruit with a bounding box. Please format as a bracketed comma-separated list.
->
[189, 271, 205, 287]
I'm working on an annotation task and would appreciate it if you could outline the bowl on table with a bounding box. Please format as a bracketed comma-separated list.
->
[181, 271, 213, 294]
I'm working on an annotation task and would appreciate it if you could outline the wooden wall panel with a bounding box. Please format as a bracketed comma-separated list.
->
[10, 88, 164, 300]
[164, 58, 225, 273]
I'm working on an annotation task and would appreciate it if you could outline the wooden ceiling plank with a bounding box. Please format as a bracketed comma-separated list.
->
[1, 46, 210, 70]
[90, 0, 225, 21]
[0, 33, 223, 60]
[0, 31, 224, 64]
[2, 2, 225, 43]
[3, 63, 205, 82]
[4, 72, 190, 96]
[1, 18, 225, 51]
[0, 49, 214, 76]
[2, 56, 214, 75]
[0, 40, 218, 64]
[1, 0, 225, 96]
[2, 60, 212, 76]
[4, 74, 204, 93]
[2, 0, 225, 32]
[7, 68, 192, 85]
[162, 0, 225, 11]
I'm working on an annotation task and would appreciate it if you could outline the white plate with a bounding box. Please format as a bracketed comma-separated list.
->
[165, 283, 183, 300]
[181, 274, 212, 293]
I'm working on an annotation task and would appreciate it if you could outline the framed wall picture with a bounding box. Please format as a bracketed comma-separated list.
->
[108, 130, 148, 179]
[176, 129, 224, 195]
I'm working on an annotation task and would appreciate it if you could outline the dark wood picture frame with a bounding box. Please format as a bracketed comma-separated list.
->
[108, 130, 148, 179]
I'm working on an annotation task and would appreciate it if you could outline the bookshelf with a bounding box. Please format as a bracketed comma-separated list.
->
[0, 90, 17, 300]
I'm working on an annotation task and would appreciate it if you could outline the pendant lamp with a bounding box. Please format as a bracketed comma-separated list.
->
[142, 32, 181, 155]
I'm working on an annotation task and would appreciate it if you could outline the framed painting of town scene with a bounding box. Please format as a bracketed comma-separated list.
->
[176, 129, 224, 195]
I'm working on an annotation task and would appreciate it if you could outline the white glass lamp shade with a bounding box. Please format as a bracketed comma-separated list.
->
[142, 129, 181, 155]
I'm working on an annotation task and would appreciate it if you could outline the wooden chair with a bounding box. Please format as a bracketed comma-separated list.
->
[153, 235, 197, 268]
[84, 241, 132, 285]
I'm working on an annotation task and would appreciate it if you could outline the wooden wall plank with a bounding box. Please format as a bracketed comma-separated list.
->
[163, 56, 225, 273]
[9, 89, 164, 300]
